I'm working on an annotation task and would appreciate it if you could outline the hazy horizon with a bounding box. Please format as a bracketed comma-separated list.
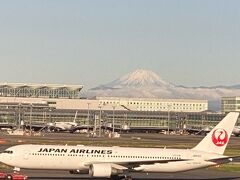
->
[0, 0, 240, 88]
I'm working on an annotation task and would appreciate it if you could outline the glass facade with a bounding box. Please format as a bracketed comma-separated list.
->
[98, 97, 208, 112]
[0, 84, 83, 99]
[0, 104, 228, 131]
[222, 97, 240, 113]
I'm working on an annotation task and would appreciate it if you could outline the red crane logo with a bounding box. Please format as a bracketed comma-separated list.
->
[212, 129, 228, 147]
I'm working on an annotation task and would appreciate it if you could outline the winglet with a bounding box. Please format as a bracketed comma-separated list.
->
[192, 112, 239, 155]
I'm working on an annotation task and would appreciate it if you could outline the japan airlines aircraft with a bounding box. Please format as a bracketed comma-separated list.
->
[0, 112, 239, 179]
[47, 121, 78, 131]
[47, 111, 78, 131]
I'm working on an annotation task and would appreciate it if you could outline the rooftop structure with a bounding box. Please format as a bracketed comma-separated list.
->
[96, 96, 208, 112]
[221, 96, 240, 113]
[0, 83, 84, 99]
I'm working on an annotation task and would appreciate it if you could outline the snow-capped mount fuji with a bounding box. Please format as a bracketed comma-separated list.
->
[93, 69, 173, 90]
[87, 69, 240, 110]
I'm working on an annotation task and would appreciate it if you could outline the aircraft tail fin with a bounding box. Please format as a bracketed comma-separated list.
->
[73, 111, 78, 123]
[192, 112, 239, 155]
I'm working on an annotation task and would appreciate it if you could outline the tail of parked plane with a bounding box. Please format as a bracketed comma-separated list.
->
[73, 111, 78, 123]
[192, 112, 239, 155]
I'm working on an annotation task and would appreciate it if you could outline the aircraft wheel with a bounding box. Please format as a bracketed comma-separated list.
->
[110, 175, 121, 180]
[124, 175, 133, 180]
[6, 175, 12, 180]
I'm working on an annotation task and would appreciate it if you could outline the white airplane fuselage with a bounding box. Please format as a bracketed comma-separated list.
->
[48, 122, 78, 131]
[232, 126, 240, 136]
[0, 112, 239, 178]
[0, 144, 221, 173]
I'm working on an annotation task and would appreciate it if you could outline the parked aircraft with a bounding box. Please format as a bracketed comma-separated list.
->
[232, 126, 240, 137]
[188, 125, 240, 137]
[47, 111, 78, 131]
[0, 112, 239, 180]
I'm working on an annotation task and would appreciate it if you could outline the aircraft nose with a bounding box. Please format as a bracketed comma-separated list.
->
[0, 153, 12, 164]
[0, 153, 6, 163]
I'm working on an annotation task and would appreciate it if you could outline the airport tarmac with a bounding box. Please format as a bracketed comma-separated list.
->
[0, 132, 240, 179]
[19, 169, 240, 180]
[1, 131, 240, 150]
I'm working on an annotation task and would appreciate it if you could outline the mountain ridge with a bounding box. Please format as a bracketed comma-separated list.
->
[86, 69, 240, 110]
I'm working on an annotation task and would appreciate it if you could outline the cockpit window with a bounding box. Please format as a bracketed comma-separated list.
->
[3, 150, 13, 154]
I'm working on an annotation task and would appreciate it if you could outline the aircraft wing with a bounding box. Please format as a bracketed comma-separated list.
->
[208, 156, 240, 164]
[84, 158, 190, 170]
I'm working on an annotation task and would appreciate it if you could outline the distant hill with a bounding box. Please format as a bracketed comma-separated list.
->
[86, 69, 240, 111]
[229, 84, 240, 89]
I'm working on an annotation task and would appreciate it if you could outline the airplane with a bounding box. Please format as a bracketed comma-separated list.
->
[0, 112, 239, 180]
[187, 125, 240, 137]
[232, 126, 240, 137]
[47, 111, 78, 131]
[47, 121, 78, 132]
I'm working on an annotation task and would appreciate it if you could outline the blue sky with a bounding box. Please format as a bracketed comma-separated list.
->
[0, 0, 240, 88]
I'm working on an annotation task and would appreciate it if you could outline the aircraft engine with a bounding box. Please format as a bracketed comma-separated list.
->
[89, 163, 121, 177]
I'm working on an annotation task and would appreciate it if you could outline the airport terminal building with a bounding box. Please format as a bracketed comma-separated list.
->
[0, 83, 208, 112]
[222, 96, 240, 113]
[0, 83, 83, 99]
[0, 83, 231, 131]
[97, 97, 208, 112]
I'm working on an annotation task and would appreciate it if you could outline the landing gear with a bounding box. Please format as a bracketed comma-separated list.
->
[110, 175, 133, 180]
[123, 175, 133, 180]
[110, 175, 121, 180]
[6, 174, 12, 180]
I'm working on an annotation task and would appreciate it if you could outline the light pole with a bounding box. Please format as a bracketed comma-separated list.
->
[112, 105, 116, 134]
[87, 103, 90, 134]
[94, 115, 97, 135]
[98, 105, 102, 137]
[30, 103, 32, 136]
[18, 103, 21, 130]
[167, 105, 171, 135]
